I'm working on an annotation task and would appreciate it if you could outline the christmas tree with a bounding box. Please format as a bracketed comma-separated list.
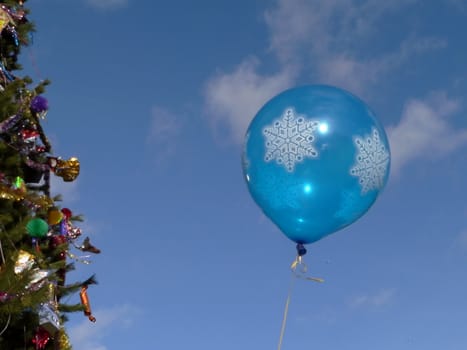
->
[0, 1, 101, 349]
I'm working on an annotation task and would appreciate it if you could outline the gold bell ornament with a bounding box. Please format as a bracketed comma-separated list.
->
[48, 157, 80, 182]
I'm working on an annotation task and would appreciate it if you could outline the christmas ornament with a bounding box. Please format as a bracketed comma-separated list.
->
[49, 157, 80, 182]
[47, 209, 63, 225]
[13, 176, 26, 192]
[14, 250, 35, 274]
[0, 291, 11, 302]
[30, 95, 49, 119]
[38, 302, 60, 335]
[61, 207, 72, 220]
[21, 128, 39, 143]
[13, 251, 49, 290]
[31, 326, 51, 350]
[26, 218, 49, 238]
[80, 285, 96, 322]
[80, 237, 101, 254]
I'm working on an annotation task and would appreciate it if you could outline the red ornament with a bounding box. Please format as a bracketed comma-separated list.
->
[31, 327, 51, 350]
[21, 129, 39, 141]
[61, 208, 72, 220]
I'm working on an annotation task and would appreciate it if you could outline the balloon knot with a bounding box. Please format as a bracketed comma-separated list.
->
[296, 243, 307, 257]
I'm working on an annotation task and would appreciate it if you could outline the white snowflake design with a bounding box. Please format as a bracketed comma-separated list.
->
[350, 128, 390, 194]
[263, 108, 319, 172]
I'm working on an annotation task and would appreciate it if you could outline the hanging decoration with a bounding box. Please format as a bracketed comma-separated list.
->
[80, 284, 96, 322]
[38, 302, 60, 335]
[48, 156, 80, 182]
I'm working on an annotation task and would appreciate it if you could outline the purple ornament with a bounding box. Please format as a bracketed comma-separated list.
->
[30, 96, 49, 114]
[0, 291, 10, 302]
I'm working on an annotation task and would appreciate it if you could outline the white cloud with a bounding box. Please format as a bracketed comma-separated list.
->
[85, 0, 128, 10]
[204, 57, 296, 142]
[203, 0, 446, 143]
[147, 106, 182, 161]
[387, 92, 467, 174]
[68, 304, 140, 350]
[317, 36, 446, 94]
[264, 0, 419, 60]
[349, 288, 396, 309]
[264, 0, 445, 94]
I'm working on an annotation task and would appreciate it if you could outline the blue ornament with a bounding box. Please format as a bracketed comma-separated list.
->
[30, 95, 49, 117]
[242, 85, 390, 244]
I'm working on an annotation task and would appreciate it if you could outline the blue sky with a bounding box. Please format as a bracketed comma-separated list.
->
[22, 0, 467, 349]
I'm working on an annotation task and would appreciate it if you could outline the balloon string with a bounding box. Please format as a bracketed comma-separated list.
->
[277, 255, 324, 350]
[277, 268, 297, 350]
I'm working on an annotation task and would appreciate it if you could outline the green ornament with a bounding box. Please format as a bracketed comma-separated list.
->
[26, 218, 49, 238]
[14, 176, 25, 191]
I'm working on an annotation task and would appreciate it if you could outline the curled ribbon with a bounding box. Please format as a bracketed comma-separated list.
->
[277, 254, 324, 350]
[291, 256, 324, 283]
[80, 285, 96, 322]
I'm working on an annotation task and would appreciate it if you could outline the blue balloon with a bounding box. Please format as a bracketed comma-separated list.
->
[242, 85, 390, 244]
